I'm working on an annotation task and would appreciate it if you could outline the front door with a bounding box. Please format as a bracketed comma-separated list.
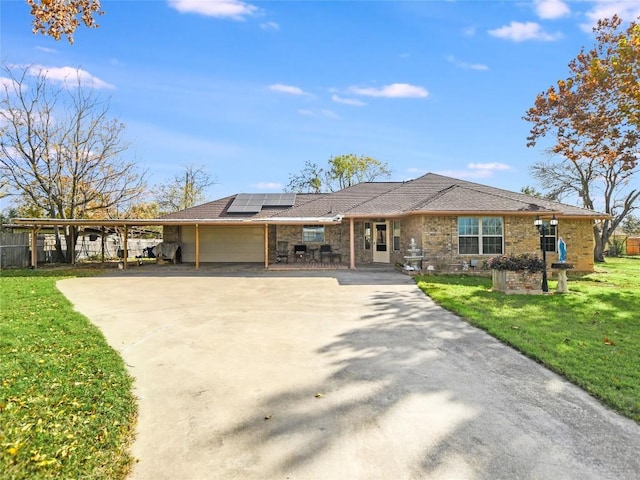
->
[372, 222, 390, 263]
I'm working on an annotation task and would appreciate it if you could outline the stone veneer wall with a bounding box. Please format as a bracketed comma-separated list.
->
[163, 226, 181, 243]
[177, 214, 596, 272]
[492, 270, 543, 295]
[418, 215, 595, 273]
[272, 224, 350, 263]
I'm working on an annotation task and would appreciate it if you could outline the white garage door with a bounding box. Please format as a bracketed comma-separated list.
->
[181, 226, 264, 263]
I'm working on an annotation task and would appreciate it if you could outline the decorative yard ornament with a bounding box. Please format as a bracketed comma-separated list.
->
[558, 237, 567, 263]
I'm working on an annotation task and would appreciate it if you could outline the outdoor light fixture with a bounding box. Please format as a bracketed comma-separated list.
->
[534, 214, 558, 293]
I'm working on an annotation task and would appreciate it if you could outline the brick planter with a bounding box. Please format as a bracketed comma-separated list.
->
[492, 270, 543, 295]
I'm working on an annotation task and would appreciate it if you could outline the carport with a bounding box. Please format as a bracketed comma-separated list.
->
[10, 216, 357, 269]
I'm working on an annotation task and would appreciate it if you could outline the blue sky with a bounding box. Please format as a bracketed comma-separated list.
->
[2, 0, 640, 202]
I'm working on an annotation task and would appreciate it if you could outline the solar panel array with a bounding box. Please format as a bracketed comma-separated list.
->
[227, 193, 296, 213]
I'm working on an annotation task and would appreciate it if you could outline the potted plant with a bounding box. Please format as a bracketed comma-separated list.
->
[488, 253, 545, 294]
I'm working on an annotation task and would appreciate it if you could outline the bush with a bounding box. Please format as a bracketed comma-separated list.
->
[487, 253, 546, 272]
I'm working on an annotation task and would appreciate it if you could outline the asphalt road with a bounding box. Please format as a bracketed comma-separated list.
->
[57, 268, 640, 480]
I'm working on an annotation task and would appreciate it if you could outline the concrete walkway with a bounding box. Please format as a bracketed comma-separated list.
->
[57, 268, 640, 480]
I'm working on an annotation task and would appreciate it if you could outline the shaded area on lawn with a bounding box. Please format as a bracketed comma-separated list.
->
[415, 257, 640, 423]
[216, 281, 639, 479]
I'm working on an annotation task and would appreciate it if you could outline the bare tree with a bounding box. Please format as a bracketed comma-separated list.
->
[155, 164, 216, 214]
[0, 64, 145, 262]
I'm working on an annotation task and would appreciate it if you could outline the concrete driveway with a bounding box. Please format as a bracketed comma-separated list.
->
[57, 268, 640, 480]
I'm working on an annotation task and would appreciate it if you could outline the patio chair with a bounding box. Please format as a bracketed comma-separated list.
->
[293, 244, 308, 262]
[275, 241, 289, 263]
[319, 244, 341, 264]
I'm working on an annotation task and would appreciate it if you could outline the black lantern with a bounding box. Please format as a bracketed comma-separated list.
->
[534, 214, 558, 293]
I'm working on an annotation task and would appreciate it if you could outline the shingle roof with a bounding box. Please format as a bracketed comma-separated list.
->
[162, 173, 606, 221]
[270, 173, 605, 218]
[160, 193, 326, 220]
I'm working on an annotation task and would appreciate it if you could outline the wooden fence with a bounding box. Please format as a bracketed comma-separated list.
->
[0, 232, 30, 269]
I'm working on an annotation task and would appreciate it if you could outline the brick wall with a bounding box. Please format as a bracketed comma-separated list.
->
[213, 213, 596, 272]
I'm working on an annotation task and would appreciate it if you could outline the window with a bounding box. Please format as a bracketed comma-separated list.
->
[458, 217, 503, 255]
[302, 225, 324, 242]
[539, 222, 557, 253]
[364, 222, 371, 250]
[393, 221, 401, 251]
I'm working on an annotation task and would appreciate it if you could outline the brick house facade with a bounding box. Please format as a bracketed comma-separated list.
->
[161, 173, 605, 273]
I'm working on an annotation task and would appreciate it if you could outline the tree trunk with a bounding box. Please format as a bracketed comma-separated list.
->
[593, 224, 606, 263]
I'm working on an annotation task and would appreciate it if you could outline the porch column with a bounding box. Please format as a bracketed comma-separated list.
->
[264, 224, 269, 269]
[195, 223, 200, 270]
[349, 218, 356, 269]
[123, 225, 128, 269]
[101, 227, 105, 265]
[30, 227, 40, 269]
[68, 226, 76, 265]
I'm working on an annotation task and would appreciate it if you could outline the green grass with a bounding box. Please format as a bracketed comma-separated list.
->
[415, 257, 640, 423]
[0, 268, 137, 479]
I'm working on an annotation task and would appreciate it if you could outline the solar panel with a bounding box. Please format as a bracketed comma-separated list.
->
[227, 193, 296, 213]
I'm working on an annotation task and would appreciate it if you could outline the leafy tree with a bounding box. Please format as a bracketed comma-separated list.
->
[524, 15, 640, 262]
[520, 185, 561, 201]
[0, 64, 145, 262]
[27, 0, 103, 43]
[621, 214, 640, 235]
[155, 164, 216, 214]
[286, 154, 391, 193]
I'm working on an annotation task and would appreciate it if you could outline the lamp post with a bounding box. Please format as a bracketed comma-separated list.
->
[534, 214, 558, 293]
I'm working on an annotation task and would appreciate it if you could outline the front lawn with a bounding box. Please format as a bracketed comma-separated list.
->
[0, 269, 137, 479]
[416, 257, 640, 423]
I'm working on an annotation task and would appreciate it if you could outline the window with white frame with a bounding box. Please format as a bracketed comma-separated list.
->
[364, 222, 371, 250]
[539, 222, 557, 253]
[392, 221, 401, 251]
[458, 217, 503, 255]
[302, 225, 324, 242]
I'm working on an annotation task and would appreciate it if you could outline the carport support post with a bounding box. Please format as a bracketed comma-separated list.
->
[195, 223, 200, 270]
[349, 218, 355, 269]
[123, 225, 128, 269]
[70, 225, 76, 265]
[101, 226, 105, 265]
[264, 224, 269, 269]
[30, 227, 40, 269]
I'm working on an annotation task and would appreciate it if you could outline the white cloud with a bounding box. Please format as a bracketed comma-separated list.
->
[534, 0, 570, 19]
[28, 65, 114, 89]
[488, 21, 562, 42]
[253, 182, 282, 190]
[445, 55, 489, 71]
[435, 163, 512, 180]
[35, 46, 57, 54]
[320, 109, 339, 119]
[297, 109, 339, 119]
[435, 169, 495, 179]
[581, 1, 640, 32]
[331, 94, 366, 106]
[168, 0, 259, 20]
[268, 84, 308, 95]
[463, 25, 477, 36]
[349, 83, 429, 98]
[260, 21, 279, 30]
[468, 162, 512, 171]
[0, 76, 17, 89]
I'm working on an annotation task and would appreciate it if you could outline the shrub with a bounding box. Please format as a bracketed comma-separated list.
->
[487, 253, 546, 273]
